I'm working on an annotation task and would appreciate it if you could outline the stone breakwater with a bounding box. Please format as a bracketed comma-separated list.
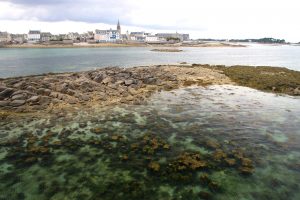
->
[0, 65, 233, 113]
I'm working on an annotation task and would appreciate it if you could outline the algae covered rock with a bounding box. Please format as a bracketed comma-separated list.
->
[148, 161, 160, 172]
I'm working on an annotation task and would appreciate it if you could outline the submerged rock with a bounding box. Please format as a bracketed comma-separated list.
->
[148, 161, 160, 172]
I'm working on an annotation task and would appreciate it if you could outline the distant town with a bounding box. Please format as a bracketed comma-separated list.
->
[0, 20, 297, 46]
[0, 21, 191, 45]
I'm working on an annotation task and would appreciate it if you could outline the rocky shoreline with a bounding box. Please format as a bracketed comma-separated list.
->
[1, 64, 299, 116]
[151, 49, 183, 52]
[0, 42, 247, 49]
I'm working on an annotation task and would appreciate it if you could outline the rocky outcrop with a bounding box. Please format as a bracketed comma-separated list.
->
[0, 65, 234, 112]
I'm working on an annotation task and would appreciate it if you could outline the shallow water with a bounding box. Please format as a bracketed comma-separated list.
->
[0, 85, 299, 200]
[1, 45, 300, 78]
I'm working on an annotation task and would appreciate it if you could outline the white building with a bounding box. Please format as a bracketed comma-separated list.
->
[27, 30, 41, 43]
[145, 35, 159, 42]
[94, 21, 121, 43]
[130, 32, 146, 42]
[94, 29, 120, 42]
[67, 32, 80, 41]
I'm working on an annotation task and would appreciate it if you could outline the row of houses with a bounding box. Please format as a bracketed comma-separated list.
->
[0, 30, 96, 44]
[0, 21, 190, 44]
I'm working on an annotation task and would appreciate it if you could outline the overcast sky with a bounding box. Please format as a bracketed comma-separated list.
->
[0, 0, 299, 42]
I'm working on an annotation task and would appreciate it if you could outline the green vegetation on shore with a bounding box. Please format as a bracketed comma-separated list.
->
[193, 64, 300, 96]
[224, 66, 300, 95]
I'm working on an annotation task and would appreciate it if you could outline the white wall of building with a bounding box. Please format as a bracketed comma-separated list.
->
[28, 34, 40, 43]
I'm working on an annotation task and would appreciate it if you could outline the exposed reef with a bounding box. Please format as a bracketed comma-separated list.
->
[151, 49, 183, 52]
[0, 64, 232, 114]
[0, 64, 299, 117]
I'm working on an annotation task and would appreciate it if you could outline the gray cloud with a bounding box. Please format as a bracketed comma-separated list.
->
[1, 0, 204, 31]
[3, 0, 132, 25]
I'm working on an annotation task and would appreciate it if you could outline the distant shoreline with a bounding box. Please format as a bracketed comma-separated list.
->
[0, 42, 247, 49]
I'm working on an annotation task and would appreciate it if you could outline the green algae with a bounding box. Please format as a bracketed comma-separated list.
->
[0, 85, 299, 200]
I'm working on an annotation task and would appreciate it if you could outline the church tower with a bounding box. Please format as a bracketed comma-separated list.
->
[117, 20, 121, 35]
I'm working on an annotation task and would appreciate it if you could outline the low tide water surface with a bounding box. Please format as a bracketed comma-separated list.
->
[1, 45, 300, 78]
[0, 85, 299, 200]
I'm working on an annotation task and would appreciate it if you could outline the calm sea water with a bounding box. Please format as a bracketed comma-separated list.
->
[0, 44, 300, 78]
[0, 85, 299, 200]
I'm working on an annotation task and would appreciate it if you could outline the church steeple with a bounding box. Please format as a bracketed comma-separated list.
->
[117, 19, 121, 34]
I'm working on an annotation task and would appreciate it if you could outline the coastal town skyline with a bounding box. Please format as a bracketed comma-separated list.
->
[0, 0, 299, 42]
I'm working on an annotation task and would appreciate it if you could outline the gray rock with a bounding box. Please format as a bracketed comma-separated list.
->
[66, 89, 76, 96]
[143, 78, 157, 85]
[81, 95, 90, 101]
[11, 90, 25, 96]
[39, 96, 51, 105]
[27, 95, 40, 102]
[57, 93, 65, 100]
[102, 77, 113, 84]
[26, 86, 36, 92]
[93, 74, 106, 83]
[124, 80, 134, 86]
[11, 94, 26, 100]
[59, 83, 68, 93]
[37, 88, 51, 96]
[0, 88, 14, 100]
[43, 89, 51, 96]
[0, 86, 7, 92]
[0, 101, 10, 107]
[10, 100, 26, 107]
[67, 98, 78, 104]
[50, 92, 58, 98]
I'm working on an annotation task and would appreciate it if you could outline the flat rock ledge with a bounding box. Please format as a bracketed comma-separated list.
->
[151, 49, 183, 52]
[0, 65, 233, 114]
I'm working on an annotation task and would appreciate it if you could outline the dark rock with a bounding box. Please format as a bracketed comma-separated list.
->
[144, 78, 157, 85]
[0, 88, 14, 100]
[79, 123, 87, 128]
[0, 86, 7, 92]
[10, 100, 26, 107]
